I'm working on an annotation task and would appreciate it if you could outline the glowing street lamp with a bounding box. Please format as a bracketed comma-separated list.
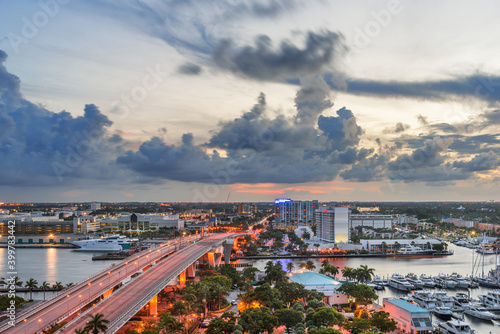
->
[66, 294, 70, 312]
[23, 319, 27, 334]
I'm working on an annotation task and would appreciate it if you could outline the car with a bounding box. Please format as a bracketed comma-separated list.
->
[231, 300, 238, 305]
[200, 320, 210, 328]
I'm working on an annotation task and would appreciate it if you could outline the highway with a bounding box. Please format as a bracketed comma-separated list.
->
[0, 235, 205, 334]
[60, 233, 236, 333]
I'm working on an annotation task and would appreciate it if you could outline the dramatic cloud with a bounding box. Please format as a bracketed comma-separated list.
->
[334, 74, 500, 106]
[0, 51, 123, 186]
[213, 30, 346, 81]
[384, 122, 410, 134]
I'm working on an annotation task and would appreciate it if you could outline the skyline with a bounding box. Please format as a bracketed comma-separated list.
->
[0, 1, 499, 202]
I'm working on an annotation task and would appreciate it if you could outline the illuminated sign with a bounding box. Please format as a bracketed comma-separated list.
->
[275, 199, 292, 204]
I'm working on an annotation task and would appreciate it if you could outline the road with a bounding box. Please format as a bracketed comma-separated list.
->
[60, 233, 237, 333]
[0, 235, 202, 334]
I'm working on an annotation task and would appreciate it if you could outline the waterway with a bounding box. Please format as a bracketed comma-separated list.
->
[1, 244, 498, 332]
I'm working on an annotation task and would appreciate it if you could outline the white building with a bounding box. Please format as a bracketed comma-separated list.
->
[274, 199, 318, 230]
[100, 213, 184, 232]
[317, 207, 349, 244]
[397, 214, 418, 226]
[350, 214, 394, 229]
[294, 226, 315, 239]
[361, 237, 443, 253]
[90, 202, 101, 211]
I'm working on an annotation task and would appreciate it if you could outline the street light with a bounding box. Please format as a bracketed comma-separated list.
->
[88, 282, 91, 300]
[79, 294, 82, 314]
[23, 319, 27, 334]
[66, 294, 70, 313]
[38, 319, 42, 330]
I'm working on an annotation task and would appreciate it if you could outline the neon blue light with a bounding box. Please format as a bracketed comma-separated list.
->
[275, 198, 292, 204]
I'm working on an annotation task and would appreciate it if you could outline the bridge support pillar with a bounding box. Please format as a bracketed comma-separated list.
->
[179, 270, 186, 288]
[149, 295, 157, 316]
[223, 238, 234, 264]
[186, 263, 196, 278]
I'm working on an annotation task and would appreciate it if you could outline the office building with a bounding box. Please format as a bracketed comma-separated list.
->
[317, 207, 349, 243]
[350, 214, 394, 229]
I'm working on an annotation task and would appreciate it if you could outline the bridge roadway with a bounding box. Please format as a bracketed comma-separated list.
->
[0, 234, 212, 334]
[60, 233, 237, 333]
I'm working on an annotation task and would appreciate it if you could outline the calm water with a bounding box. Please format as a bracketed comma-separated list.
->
[0, 247, 120, 299]
[1, 244, 499, 332]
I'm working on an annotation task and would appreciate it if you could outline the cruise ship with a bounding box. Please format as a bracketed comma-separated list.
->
[71, 235, 139, 251]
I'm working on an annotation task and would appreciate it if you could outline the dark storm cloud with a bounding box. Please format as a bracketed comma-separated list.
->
[333, 74, 500, 105]
[0, 51, 123, 186]
[177, 62, 202, 75]
[213, 30, 346, 81]
[453, 151, 500, 172]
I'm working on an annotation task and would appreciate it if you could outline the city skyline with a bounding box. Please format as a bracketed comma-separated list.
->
[0, 1, 499, 202]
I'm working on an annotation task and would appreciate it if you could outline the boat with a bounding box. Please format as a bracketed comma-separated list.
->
[449, 273, 470, 289]
[475, 276, 500, 288]
[70, 235, 139, 251]
[406, 273, 424, 289]
[476, 247, 496, 254]
[432, 306, 453, 320]
[420, 274, 437, 288]
[373, 275, 387, 286]
[412, 290, 438, 310]
[478, 290, 500, 308]
[397, 245, 435, 255]
[432, 291, 456, 309]
[464, 305, 497, 320]
[452, 293, 472, 310]
[434, 274, 458, 289]
[434, 319, 476, 334]
[388, 274, 415, 292]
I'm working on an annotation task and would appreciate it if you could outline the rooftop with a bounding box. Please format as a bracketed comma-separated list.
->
[290, 271, 342, 287]
[385, 298, 429, 314]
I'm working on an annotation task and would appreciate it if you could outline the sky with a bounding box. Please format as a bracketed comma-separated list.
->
[0, 0, 499, 203]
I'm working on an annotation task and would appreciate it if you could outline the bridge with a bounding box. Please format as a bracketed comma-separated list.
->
[2, 233, 238, 334]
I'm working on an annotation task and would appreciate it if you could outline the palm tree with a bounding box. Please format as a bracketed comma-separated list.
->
[0, 277, 6, 286]
[286, 262, 295, 273]
[66, 282, 74, 288]
[327, 265, 339, 278]
[40, 281, 50, 300]
[171, 301, 186, 322]
[314, 243, 320, 252]
[25, 278, 38, 300]
[53, 281, 63, 291]
[158, 312, 183, 333]
[393, 241, 401, 252]
[13, 276, 23, 287]
[381, 242, 388, 253]
[299, 261, 307, 270]
[305, 260, 316, 271]
[321, 259, 329, 270]
[341, 267, 355, 281]
[74, 329, 87, 334]
[356, 265, 375, 283]
[84, 313, 109, 334]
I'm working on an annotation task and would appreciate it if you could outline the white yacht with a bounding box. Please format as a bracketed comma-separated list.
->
[373, 275, 387, 286]
[435, 274, 458, 289]
[464, 305, 497, 320]
[433, 306, 453, 320]
[388, 274, 415, 292]
[452, 293, 472, 311]
[397, 245, 435, 255]
[420, 274, 437, 288]
[478, 290, 500, 308]
[412, 290, 438, 310]
[71, 235, 139, 251]
[432, 291, 455, 308]
[406, 276, 424, 289]
[434, 319, 475, 334]
[449, 273, 470, 289]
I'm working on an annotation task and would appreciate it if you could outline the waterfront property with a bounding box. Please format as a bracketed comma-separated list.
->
[361, 237, 443, 253]
[382, 298, 433, 334]
[289, 271, 348, 305]
[274, 198, 318, 230]
[317, 206, 350, 243]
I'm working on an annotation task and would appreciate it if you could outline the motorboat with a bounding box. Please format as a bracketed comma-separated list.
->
[448, 273, 470, 289]
[432, 291, 455, 308]
[406, 273, 424, 289]
[388, 274, 415, 292]
[420, 274, 437, 288]
[397, 245, 435, 255]
[452, 293, 472, 310]
[434, 319, 476, 334]
[71, 235, 139, 251]
[476, 247, 496, 254]
[464, 305, 497, 320]
[478, 290, 500, 308]
[412, 290, 438, 310]
[432, 306, 453, 320]
[475, 276, 500, 289]
[373, 275, 387, 286]
[434, 274, 458, 289]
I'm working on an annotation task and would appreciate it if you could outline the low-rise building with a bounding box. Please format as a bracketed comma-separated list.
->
[350, 214, 394, 229]
[361, 237, 443, 253]
[382, 298, 433, 334]
[100, 213, 184, 233]
[290, 271, 348, 305]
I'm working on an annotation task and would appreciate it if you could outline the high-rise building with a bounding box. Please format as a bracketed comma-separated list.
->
[274, 199, 318, 230]
[317, 207, 349, 243]
[90, 202, 101, 211]
[237, 204, 245, 214]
